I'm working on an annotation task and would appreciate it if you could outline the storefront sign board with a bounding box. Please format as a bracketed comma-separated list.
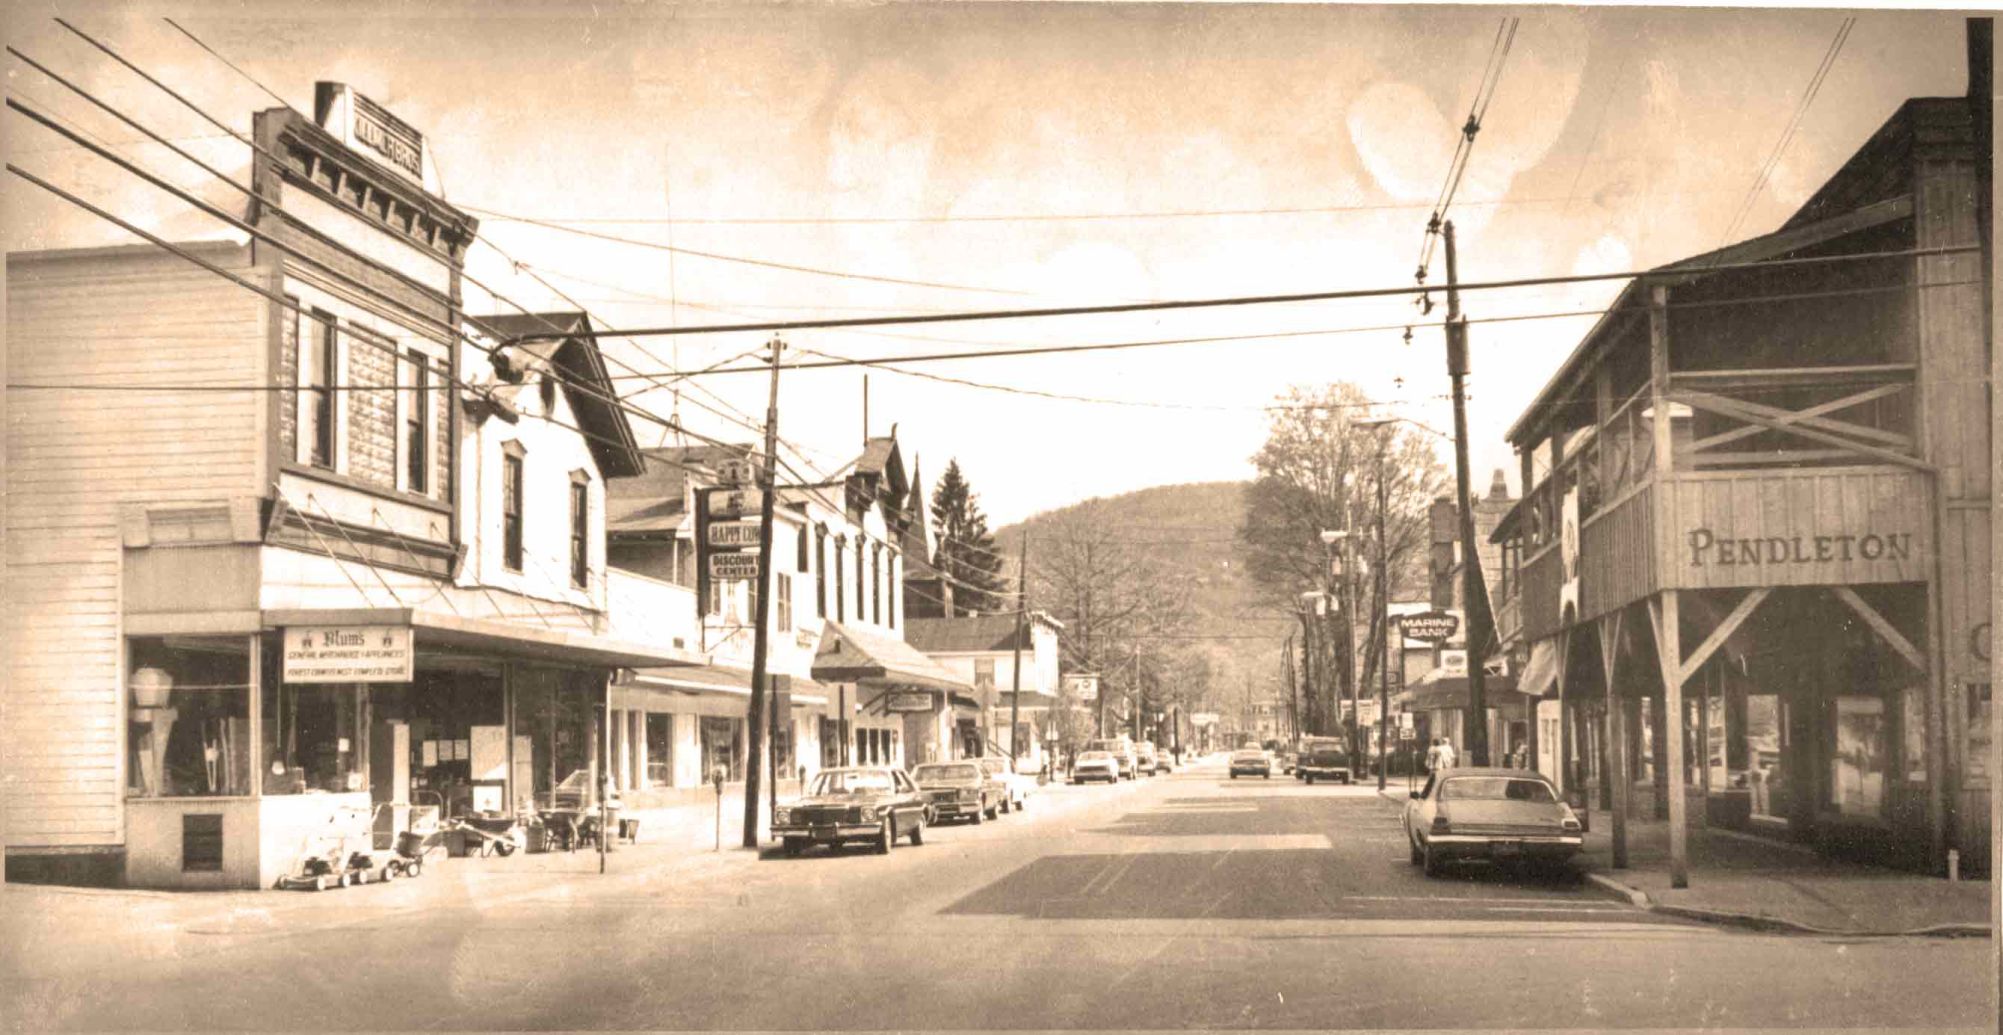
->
[283, 625, 413, 683]
[886, 691, 935, 713]
[707, 520, 762, 548]
[1400, 611, 1459, 642]
[1661, 469, 1929, 590]
[709, 552, 761, 581]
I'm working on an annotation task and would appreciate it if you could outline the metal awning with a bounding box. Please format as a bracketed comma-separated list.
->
[262, 608, 705, 670]
[812, 621, 971, 694]
[621, 663, 829, 706]
[1394, 669, 1526, 713]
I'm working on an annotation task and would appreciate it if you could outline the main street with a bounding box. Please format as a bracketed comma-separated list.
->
[7, 755, 1985, 1032]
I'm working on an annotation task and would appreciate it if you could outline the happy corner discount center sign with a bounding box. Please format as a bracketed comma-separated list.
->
[284, 626, 414, 683]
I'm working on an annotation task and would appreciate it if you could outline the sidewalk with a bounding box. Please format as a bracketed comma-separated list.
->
[1576, 817, 1992, 937]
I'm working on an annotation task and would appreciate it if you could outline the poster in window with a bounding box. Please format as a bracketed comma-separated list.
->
[422, 740, 438, 767]
[1830, 696, 1885, 817]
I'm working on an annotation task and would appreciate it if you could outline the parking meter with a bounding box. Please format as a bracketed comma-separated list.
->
[710, 765, 728, 850]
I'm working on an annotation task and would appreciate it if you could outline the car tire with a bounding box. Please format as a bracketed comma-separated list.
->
[783, 837, 805, 857]
[972, 801, 986, 825]
[1000, 796, 1012, 815]
[1263, 773, 1271, 780]
[985, 802, 999, 820]
[1408, 833, 1423, 865]
[908, 815, 924, 846]
[1422, 841, 1444, 877]
[1230, 773, 1238, 780]
[1306, 774, 1316, 785]
[877, 817, 895, 855]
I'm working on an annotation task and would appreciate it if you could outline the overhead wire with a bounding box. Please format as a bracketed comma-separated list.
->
[1717, 15, 1856, 247]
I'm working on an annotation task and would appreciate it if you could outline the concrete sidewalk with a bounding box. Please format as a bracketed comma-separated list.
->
[1575, 817, 1991, 937]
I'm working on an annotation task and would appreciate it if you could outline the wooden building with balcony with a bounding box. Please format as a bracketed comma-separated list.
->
[1489, 76, 1990, 881]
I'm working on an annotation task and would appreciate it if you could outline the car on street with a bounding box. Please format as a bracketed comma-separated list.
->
[975, 755, 1029, 813]
[1071, 750, 1120, 784]
[771, 766, 930, 856]
[1134, 742, 1159, 776]
[1296, 736, 1354, 784]
[1228, 748, 1272, 779]
[911, 761, 993, 824]
[1084, 737, 1138, 780]
[1403, 767, 1583, 876]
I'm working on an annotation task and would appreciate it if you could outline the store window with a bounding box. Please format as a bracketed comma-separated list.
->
[773, 718, 795, 782]
[127, 636, 253, 798]
[1966, 683, 1993, 789]
[403, 348, 429, 494]
[645, 713, 673, 788]
[1745, 694, 1789, 821]
[262, 677, 365, 795]
[701, 715, 743, 782]
[300, 309, 337, 469]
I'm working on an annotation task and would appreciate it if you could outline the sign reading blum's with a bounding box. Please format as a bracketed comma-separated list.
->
[284, 625, 413, 683]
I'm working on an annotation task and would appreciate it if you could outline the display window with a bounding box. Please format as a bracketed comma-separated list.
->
[516, 667, 599, 805]
[1744, 694, 1789, 821]
[262, 678, 365, 795]
[645, 712, 673, 788]
[701, 715, 743, 782]
[127, 636, 254, 798]
[1828, 695, 1887, 817]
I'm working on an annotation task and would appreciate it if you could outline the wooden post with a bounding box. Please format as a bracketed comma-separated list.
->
[1555, 629, 1572, 796]
[1598, 610, 1627, 869]
[1650, 594, 1689, 887]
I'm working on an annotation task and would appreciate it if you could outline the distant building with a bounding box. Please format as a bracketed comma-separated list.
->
[904, 611, 1063, 767]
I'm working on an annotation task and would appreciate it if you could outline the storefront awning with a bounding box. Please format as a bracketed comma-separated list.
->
[1519, 638, 1560, 697]
[1394, 669, 1525, 713]
[622, 663, 829, 706]
[812, 621, 971, 694]
[263, 608, 706, 670]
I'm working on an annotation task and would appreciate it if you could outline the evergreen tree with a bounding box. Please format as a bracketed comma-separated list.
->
[931, 459, 1011, 614]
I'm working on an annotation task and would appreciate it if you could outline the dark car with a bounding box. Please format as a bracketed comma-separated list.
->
[912, 761, 992, 824]
[1228, 748, 1272, 779]
[1403, 768, 1583, 876]
[772, 767, 930, 856]
[1296, 737, 1353, 784]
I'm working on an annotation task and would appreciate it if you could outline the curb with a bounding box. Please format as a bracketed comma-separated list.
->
[1581, 869, 1990, 938]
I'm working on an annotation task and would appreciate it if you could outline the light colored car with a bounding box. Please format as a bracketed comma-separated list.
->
[975, 756, 1029, 813]
[1071, 750, 1119, 784]
[1228, 749, 1272, 779]
[1403, 768, 1583, 877]
[1084, 737, 1137, 780]
[911, 761, 992, 825]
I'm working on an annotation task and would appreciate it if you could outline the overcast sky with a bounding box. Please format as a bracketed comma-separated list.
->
[4, 2, 1979, 524]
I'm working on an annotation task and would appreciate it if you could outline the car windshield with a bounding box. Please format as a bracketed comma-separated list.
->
[808, 770, 897, 795]
[912, 763, 982, 783]
[1440, 777, 1557, 803]
[1302, 739, 1343, 753]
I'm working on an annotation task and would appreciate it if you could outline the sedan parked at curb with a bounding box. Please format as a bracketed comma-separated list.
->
[772, 767, 929, 856]
[975, 756, 1030, 814]
[912, 761, 992, 825]
[1071, 750, 1120, 784]
[1403, 767, 1583, 877]
[1228, 748, 1272, 779]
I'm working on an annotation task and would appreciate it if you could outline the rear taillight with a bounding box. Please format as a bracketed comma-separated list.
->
[1430, 815, 1452, 835]
[1560, 804, 1582, 832]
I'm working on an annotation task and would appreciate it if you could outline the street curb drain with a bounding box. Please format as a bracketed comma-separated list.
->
[1582, 871, 1990, 939]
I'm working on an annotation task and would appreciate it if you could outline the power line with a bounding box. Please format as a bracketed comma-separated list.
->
[1718, 16, 1855, 247]
[160, 17, 289, 109]
[1417, 16, 1519, 284]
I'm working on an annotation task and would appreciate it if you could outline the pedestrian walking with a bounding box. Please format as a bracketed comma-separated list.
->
[1436, 737, 1457, 771]
[1425, 737, 1443, 774]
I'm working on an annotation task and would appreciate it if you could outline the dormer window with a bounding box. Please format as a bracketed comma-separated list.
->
[502, 441, 526, 572]
[569, 470, 590, 589]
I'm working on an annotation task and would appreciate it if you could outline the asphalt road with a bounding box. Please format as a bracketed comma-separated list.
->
[7, 757, 1991, 1032]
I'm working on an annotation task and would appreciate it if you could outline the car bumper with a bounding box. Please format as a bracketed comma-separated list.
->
[773, 823, 880, 841]
[1423, 834, 1584, 861]
[929, 802, 983, 818]
[1072, 769, 1117, 782]
[1300, 766, 1351, 778]
[1229, 766, 1270, 776]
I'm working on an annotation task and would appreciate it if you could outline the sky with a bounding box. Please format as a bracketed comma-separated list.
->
[3, 2, 1982, 525]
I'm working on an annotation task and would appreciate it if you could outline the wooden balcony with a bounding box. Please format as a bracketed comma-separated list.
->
[1506, 363, 1929, 643]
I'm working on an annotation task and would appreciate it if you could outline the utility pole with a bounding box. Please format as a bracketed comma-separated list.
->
[1375, 442, 1393, 791]
[1007, 534, 1028, 764]
[1443, 221, 1489, 767]
[741, 335, 783, 848]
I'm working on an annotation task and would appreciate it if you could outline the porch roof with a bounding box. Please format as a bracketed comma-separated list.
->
[812, 621, 971, 694]
[621, 663, 830, 706]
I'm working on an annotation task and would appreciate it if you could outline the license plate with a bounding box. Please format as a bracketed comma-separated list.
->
[1491, 841, 1522, 857]
[812, 826, 835, 838]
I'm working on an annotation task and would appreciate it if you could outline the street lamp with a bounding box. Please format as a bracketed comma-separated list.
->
[1351, 416, 1398, 789]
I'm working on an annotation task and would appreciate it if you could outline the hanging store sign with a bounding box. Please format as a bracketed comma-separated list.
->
[703, 487, 764, 519]
[709, 552, 762, 582]
[1399, 611, 1459, 642]
[706, 521, 762, 548]
[886, 691, 935, 713]
[1064, 673, 1100, 702]
[283, 625, 413, 683]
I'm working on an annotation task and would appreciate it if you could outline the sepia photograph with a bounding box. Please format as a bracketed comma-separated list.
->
[1, 2, 1997, 1032]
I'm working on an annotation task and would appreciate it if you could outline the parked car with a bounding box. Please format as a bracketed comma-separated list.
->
[1084, 737, 1138, 780]
[975, 756, 1029, 814]
[1228, 748, 1272, 779]
[1134, 742, 1159, 776]
[1296, 736, 1353, 784]
[1071, 750, 1120, 784]
[1278, 747, 1299, 775]
[771, 767, 929, 856]
[911, 761, 992, 825]
[1403, 767, 1583, 877]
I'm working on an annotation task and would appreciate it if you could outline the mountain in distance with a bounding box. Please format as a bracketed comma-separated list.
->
[995, 481, 1287, 719]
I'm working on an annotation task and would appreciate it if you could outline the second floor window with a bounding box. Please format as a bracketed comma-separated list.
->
[502, 447, 524, 572]
[403, 350, 429, 494]
[834, 539, 847, 623]
[300, 309, 337, 469]
[777, 574, 792, 632]
[569, 473, 589, 588]
[815, 526, 828, 619]
[871, 545, 882, 625]
[855, 541, 865, 619]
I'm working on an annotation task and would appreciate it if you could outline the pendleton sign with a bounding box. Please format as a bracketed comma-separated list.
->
[1661, 469, 1930, 590]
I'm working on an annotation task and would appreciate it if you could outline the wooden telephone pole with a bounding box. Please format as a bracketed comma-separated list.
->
[741, 335, 783, 848]
[1007, 534, 1028, 764]
[1443, 222, 1490, 767]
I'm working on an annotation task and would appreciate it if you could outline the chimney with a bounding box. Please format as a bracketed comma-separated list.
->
[1487, 468, 1510, 502]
